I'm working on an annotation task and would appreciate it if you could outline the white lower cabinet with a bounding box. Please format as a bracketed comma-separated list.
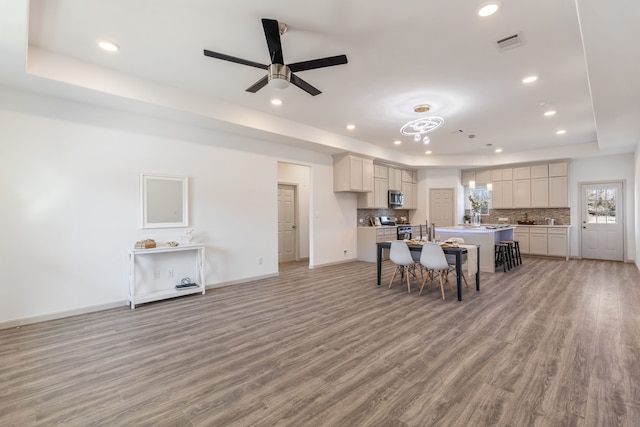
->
[547, 228, 568, 257]
[514, 229, 530, 253]
[529, 228, 548, 255]
[357, 226, 397, 262]
[513, 226, 569, 259]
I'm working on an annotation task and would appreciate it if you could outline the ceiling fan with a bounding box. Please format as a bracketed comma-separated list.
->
[203, 18, 348, 96]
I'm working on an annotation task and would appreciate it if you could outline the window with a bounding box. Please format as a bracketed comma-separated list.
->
[466, 187, 491, 215]
[586, 188, 617, 224]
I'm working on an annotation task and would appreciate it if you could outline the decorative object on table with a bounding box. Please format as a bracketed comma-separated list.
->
[134, 239, 156, 249]
[463, 214, 471, 224]
[167, 241, 179, 247]
[182, 229, 195, 243]
[176, 277, 198, 290]
[468, 194, 488, 226]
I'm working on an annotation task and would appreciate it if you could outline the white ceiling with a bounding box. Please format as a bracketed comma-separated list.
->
[2, 0, 639, 167]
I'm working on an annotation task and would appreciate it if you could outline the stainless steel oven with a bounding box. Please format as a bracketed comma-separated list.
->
[397, 225, 412, 240]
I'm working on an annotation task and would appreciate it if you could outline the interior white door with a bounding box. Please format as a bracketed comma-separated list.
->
[429, 188, 455, 226]
[580, 182, 624, 261]
[278, 184, 296, 263]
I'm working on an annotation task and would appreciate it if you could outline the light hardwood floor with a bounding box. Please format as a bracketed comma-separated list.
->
[1, 257, 639, 426]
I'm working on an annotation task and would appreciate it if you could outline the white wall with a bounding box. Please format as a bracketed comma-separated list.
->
[0, 87, 355, 326]
[635, 145, 640, 270]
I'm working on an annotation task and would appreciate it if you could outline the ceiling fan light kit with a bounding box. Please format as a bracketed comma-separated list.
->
[268, 64, 291, 89]
[203, 18, 347, 96]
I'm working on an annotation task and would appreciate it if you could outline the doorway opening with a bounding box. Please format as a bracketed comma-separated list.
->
[278, 162, 310, 269]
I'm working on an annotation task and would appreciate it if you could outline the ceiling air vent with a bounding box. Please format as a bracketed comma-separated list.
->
[496, 33, 524, 51]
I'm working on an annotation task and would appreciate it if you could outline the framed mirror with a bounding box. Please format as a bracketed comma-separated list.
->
[141, 173, 189, 228]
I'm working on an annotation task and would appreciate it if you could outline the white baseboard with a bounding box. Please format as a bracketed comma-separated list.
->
[205, 272, 280, 289]
[309, 257, 358, 269]
[0, 300, 128, 331]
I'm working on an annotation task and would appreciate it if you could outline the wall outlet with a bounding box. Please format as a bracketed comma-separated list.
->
[168, 269, 174, 278]
[258, 257, 263, 264]
[343, 249, 348, 256]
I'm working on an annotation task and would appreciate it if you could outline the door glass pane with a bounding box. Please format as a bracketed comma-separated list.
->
[586, 188, 617, 224]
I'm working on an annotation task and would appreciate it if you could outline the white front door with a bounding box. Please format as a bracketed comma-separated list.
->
[580, 181, 624, 261]
[430, 188, 455, 226]
[278, 184, 296, 263]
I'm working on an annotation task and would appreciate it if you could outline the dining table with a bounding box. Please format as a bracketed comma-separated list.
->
[376, 241, 480, 301]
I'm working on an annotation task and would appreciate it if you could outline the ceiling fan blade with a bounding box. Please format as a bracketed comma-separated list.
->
[203, 49, 267, 70]
[245, 75, 269, 93]
[288, 54, 348, 73]
[290, 74, 321, 96]
[262, 18, 284, 64]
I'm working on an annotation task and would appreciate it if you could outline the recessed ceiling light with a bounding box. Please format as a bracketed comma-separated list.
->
[271, 99, 283, 106]
[556, 129, 567, 135]
[495, 148, 503, 153]
[425, 150, 432, 155]
[393, 140, 402, 145]
[544, 110, 557, 116]
[522, 75, 538, 84]
[478, 1, 501, 17]
[97, 40, 119, 52]
[346, 124, 355, 130]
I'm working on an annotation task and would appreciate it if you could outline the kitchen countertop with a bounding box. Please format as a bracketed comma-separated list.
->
[509, 224, 571, 228]
[436, 225, 517, 234]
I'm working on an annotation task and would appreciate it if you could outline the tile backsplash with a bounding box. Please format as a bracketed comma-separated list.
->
[357, 209, 410, 226]
[471, 208, 571, 225]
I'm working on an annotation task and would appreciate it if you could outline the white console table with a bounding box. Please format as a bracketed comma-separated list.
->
[128, 244, 205, 309]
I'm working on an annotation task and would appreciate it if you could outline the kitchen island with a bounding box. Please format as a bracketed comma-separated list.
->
[434, 225, 516, 273]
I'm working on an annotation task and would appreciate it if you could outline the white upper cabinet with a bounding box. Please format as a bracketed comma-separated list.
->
[388, 167, 402, 191]
[462, 171, 475, 186]
[465, 161, 567, 209]
[333, 154, 374, 192]
[502, 168, 513, 181]
[514, 166, 531, 180]
[531, 164, 549, 178]
[514, 179, 531, 207]
[401, 169, 416, 183]
[374, 164, 388, 179]
[531, 177, 549, 207]
[549, 176, 568, 207]
[475, 170, 491, 184]
[549, 161, 568, 177]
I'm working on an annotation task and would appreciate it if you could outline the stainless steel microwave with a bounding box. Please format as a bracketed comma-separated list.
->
[388, 190, 404, 208]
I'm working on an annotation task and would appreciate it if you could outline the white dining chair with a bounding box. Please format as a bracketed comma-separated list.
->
[389, 240, 418, 293]
[419, 243, 455, 300]
[445, 237, 469, 288]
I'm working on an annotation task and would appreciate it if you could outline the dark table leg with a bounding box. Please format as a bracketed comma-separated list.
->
[476, 245, 481, 291]
[455, 251, 462, 301]
[376, 244, 382, 286]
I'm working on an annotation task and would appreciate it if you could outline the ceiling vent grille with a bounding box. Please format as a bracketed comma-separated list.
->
[496, 33, 524, 51]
